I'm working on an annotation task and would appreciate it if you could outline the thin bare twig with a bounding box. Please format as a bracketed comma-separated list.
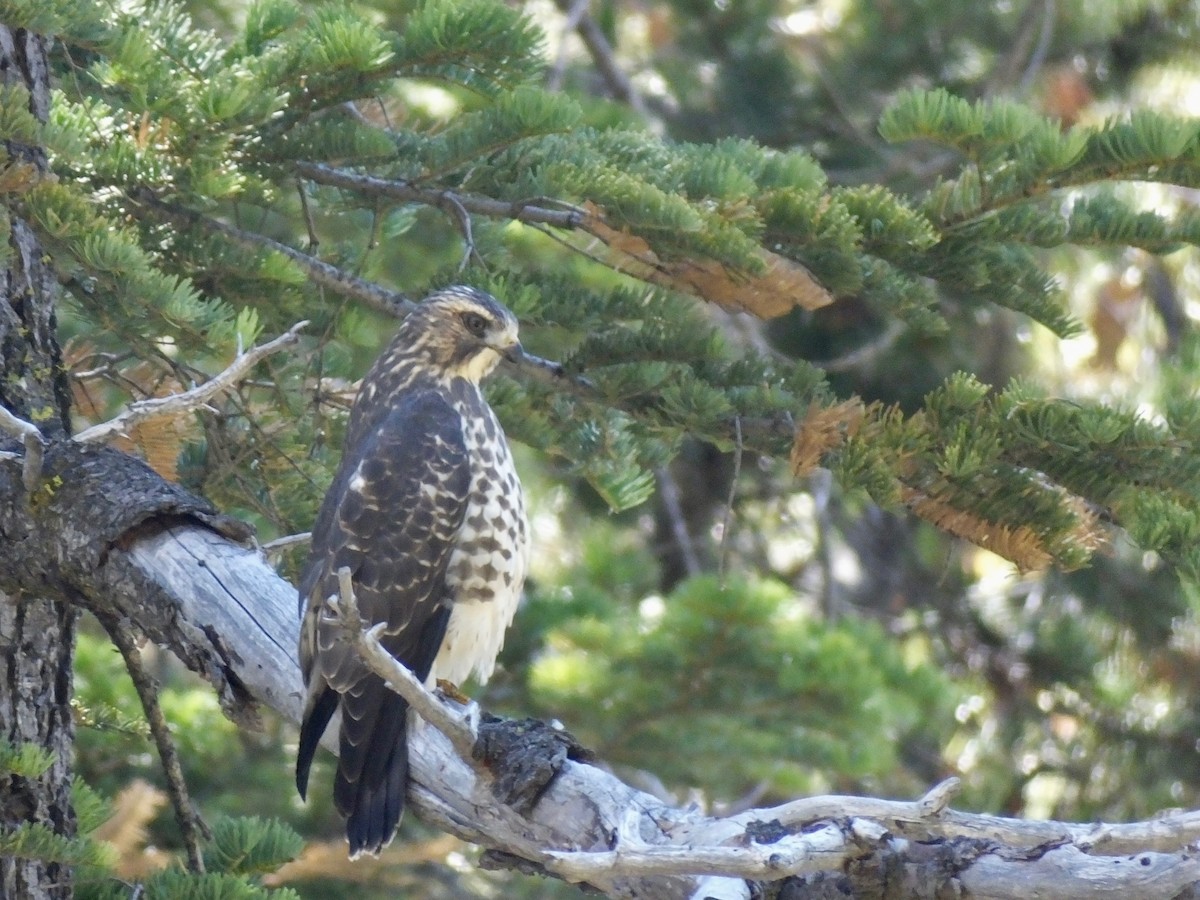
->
[260, 531, 312, 558]
[103, 618, 208, 873]
[656, 466, 702, 578]
[329, 566, 479, 760]
[74, 322, 308, 444]
[548, 0, 591, 92]
[0, 406, 45, 493]
[136, 191, 411, 318]
[1018, 0, 1057, 95]
[985, 0, 1055, 98]
[809, 467, 842, 619]
[440, 191, 481, 273]
[552, 0, 648, 118]
[718, 416, 742, 581]
[296, 178, 319, 251]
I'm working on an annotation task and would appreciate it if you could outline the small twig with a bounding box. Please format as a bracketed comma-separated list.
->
[1018, 0, 1056, 95]
[917, 776, 962, 816]
[810, 468, 840, 620]
[500, 348, 595, 398]
[0, 406, 45, 493]
[296, 178, 319, 251]
[365, 205, 383, 253]
[548, 0, 591, 91]
[553, 0, 648, 118]
[260, 531, 312, 559]
[70, 350, 136, 381]
[74, 322, 308, 444]
[103, 618, 208, 873]
[656, 466, 702, 577]
[329, 566, 479, 760]
[440, 192, 481, 273]
[740, 776, 962, 834]
[718, 416, 742, 581]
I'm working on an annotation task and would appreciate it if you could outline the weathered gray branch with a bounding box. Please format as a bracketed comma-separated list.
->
[2, 443, 1200, 898]
[0, 406, 44, 492]
[73, 321, 309, 444]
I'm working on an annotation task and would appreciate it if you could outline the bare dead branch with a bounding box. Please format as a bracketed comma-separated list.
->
[260, 531, 312, 559]
[102, 616, 209, 874]
[4, 451, 1200, 898]
[73, 322, 308, 444]
[0, 406, 44, 493]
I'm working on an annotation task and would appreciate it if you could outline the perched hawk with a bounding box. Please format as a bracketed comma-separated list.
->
[295, 286, 531, 857]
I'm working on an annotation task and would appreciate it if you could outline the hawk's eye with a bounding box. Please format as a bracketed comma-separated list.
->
[461, 312, 489, 336]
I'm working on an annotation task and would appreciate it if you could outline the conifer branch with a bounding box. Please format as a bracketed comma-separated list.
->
[140, 193, 602, 401]
[294, 162, 587, 230]
[73, 322, 309, 445]
[100, 616, 208, 874]
[135, 192, 412, 318]
[0, 406, 44, 494]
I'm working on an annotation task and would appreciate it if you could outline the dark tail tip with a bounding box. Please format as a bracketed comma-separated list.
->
[296, 687, 339, 801]
[343, 737, 409, 858]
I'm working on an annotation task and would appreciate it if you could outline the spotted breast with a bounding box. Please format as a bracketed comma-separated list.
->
[431, 382, 530, 687]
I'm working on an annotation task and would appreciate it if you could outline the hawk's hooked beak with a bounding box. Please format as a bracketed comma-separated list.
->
[501, 342, 527, 365]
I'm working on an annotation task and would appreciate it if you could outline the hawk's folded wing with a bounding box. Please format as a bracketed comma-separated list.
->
[296, 388, 470, 853]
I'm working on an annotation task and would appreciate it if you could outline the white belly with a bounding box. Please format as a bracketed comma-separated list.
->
[432, 397, 529, 687]
[430, 592, 521, 686]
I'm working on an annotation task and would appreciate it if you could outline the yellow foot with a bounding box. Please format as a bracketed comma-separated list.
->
[436, 679, 471, 704]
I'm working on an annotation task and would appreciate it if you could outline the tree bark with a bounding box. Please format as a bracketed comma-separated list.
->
[0, 24, 77, 900]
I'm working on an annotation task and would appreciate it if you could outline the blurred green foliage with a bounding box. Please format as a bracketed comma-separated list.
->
[7, 0, 1200, 896]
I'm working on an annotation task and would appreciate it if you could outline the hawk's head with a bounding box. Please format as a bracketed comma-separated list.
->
[400, 286, 522, 383]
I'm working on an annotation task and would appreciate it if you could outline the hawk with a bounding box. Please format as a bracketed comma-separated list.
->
[295, 286, 531, 857]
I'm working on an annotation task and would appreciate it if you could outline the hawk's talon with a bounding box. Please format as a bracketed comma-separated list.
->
[436, 678, 471, 704]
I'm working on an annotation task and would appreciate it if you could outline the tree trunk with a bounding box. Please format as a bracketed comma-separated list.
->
[0, 24, 77, 900]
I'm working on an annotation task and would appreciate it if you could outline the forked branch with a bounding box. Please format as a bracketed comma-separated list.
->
[73, 321, 308, 444]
